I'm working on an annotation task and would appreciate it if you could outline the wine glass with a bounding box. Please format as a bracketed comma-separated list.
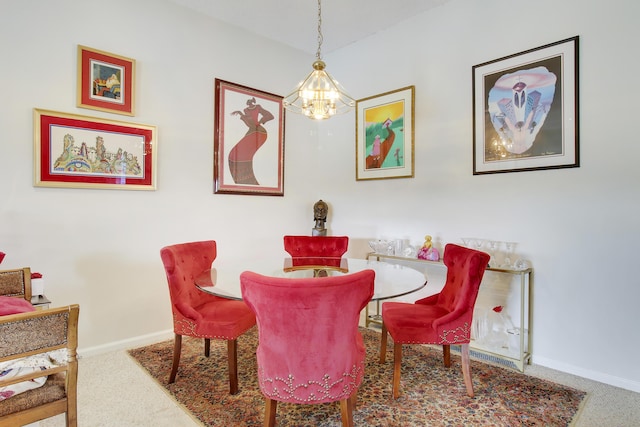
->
[472, 238, 485, 252]
[503, 242, 516, 268]
[487, 240, 500, 267]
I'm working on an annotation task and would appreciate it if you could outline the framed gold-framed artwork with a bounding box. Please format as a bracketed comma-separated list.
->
[214, 79, 285, 196]
[472, 36, 579, 175]
[356, 86, 415, 181]
[77, 45, 135, 116]
[33, 108, 156, 190]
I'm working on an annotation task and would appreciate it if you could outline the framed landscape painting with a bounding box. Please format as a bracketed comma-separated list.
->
[214, 79, 285, 196]
[356, 86, 415, 181]
[34, 109, 156, 190]
[472, 36, 579, 175]
[77, 45, 135, 116]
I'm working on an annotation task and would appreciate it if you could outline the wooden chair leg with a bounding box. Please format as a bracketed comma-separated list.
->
[461, 343, 474, 397]
[339, 395, 355, 427]
[350, 389, 358, 409]
[392, 342, 402, 399]
[443, 344, 451, 367]
[227, 339, 239, 394]
[204, 338, 211, 357]
[264, 398, 277, 427]
[380, 322, 388, 363]
[169, 334, 182, 384]
[67, 369, 78, 427]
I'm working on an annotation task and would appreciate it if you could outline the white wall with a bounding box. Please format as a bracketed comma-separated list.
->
[0, 0, 320, 349]
[318, 0, 640, 392]
[1, 0, 639, 393]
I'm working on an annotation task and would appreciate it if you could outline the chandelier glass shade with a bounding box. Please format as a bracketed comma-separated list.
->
[283, 0, 354, 120]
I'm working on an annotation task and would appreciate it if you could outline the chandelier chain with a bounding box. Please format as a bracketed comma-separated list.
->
[316, 0, 323, 60]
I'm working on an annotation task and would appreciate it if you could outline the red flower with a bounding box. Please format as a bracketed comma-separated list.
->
[493, 305, 503, 313]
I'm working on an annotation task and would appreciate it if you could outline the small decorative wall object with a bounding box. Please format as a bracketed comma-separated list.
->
[33, 109, 156, 190]
[472, 36, 579, 174]
[77, 45, 135, 116]
[214, 79, 285, 196]
[356, 86, 415, 180]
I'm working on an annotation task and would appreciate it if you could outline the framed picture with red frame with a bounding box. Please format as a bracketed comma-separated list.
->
[33, 109, 156, 190]
[77, 45, 135, 116]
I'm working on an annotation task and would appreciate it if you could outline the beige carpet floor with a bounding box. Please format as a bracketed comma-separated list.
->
[35, 334, 640, 426]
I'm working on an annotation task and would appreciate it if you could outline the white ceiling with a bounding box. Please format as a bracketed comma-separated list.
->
[168, 0, 451, 55]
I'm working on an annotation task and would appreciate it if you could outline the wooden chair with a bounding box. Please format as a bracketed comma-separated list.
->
[380, 244, 490, 398]
[0, 304, 80, 426]
[0, 267, 32, 302]
[160, 241, 256, 394]
[240, 269, 374, 427]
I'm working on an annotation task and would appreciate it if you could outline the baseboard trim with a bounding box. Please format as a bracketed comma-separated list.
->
[78, 329, 174, 358]
[533, 355, 640, 393]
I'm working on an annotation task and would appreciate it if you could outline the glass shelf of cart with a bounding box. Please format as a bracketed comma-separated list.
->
[366, 252, 531, 274]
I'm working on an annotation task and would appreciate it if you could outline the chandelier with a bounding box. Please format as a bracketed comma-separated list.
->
[283, 0, 355, 120]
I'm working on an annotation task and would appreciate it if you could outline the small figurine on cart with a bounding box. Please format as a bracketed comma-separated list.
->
[417, 235, 440, 261]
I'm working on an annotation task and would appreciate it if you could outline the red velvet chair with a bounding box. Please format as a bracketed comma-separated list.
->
[380, 243, 490, 398]
[283, 235, 349, 272]
[160, 240, 256, 394]
[283, 235, 348, 259]
[240, 269, 374, 427]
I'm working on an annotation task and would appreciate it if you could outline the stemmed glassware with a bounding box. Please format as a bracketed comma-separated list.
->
[472, 238, 485, 252]
[368, 239, 389, 254]
[503, 242, 516, 268]
[487, 240, 500, 267]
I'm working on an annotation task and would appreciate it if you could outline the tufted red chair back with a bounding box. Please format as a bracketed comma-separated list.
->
[283, 235, 348, 258]
[161, 241, 218, 331]
[240, 269, 374, 426]
[430, 243, 490, 331]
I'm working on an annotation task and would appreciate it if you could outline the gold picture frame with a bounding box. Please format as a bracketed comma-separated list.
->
[34, 109, 156, 190]
[77, 45, 135, 116]
[356, 86, 415, 180]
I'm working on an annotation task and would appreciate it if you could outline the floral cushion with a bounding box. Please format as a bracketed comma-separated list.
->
[0, 349, 68, 401]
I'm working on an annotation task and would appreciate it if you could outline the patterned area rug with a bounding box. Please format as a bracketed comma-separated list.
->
[128, 328, 585, 426]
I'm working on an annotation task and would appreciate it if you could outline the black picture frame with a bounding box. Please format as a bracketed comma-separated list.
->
[472, 36, 579, 175]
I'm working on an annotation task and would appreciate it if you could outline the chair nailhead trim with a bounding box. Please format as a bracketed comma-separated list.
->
[258, 364, 361, 402]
